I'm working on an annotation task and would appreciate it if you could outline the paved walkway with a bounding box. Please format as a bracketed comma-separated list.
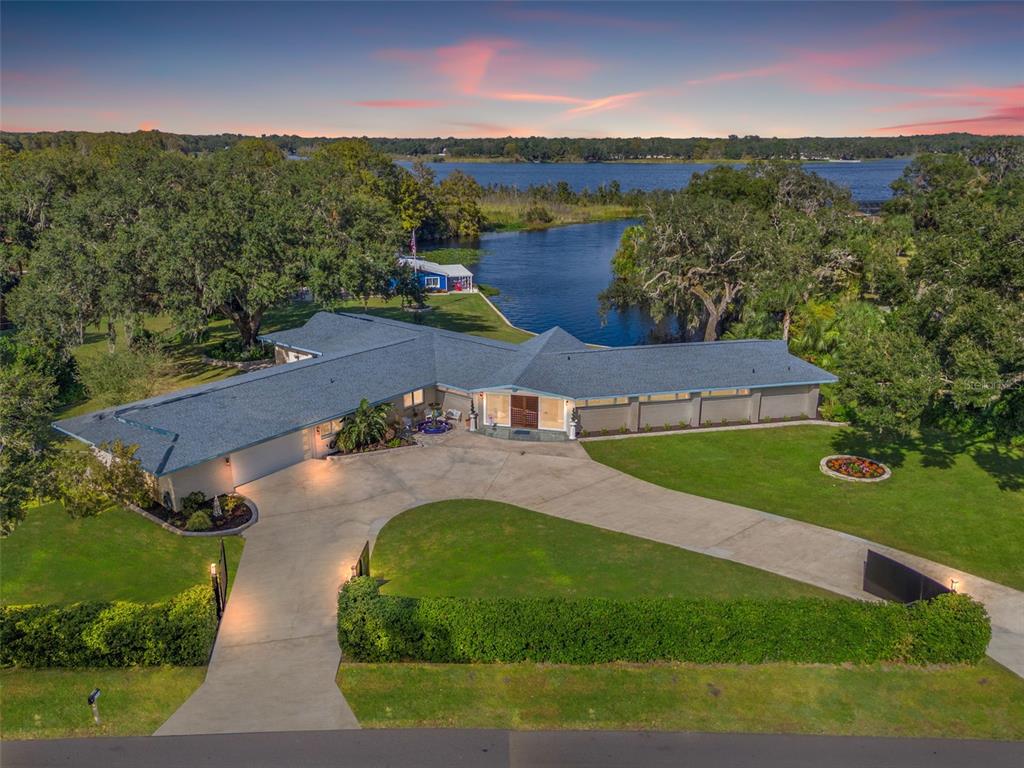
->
[10, 729, 1024, 768]
[157, 430, 1024, 735]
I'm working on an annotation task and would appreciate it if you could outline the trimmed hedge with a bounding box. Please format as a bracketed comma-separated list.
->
[337, 577, 990, 665]
[1, 585, 217, 668]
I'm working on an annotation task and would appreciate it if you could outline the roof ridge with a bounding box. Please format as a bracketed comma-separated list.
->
[554, 337, 788, 355]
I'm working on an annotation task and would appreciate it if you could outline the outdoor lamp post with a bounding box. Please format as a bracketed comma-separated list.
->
[88, 688, 101, 724]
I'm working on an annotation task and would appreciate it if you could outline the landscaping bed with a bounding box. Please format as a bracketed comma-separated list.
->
[820, 454, 891, 482]
[145, 493, 253, 533]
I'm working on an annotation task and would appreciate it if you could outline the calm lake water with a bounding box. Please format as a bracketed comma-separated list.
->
[420, 158, 910, 346]
[403, 157, 911, 208]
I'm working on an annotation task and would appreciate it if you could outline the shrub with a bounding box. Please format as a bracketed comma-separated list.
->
[220, 494, 243, 514]
[523, 204, 554, 225]
[1, 585, 217, 668]
[181, 491, 206, 517]
[185, 510, 212, 532]
[337, 578, 990, 665]
[205, 339, 273, 362]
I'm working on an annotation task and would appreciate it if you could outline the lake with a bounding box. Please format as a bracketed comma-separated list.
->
[402, 157, 911, 209]
[421, 158, 910, 346]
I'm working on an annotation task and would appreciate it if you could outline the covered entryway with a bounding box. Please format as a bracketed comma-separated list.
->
[511, 394, 539, 429]
[230, 430, 310, 486]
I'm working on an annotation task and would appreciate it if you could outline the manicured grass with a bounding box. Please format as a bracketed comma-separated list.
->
[372, 500, 833, 600]
[583, 426, 1024, 590]
[418, 247, 481, 265]
[337, 659, 1024, 739]
[0, 667, 203, 739]
[334, 293, 533, 344]
[1, 502, 244, 605]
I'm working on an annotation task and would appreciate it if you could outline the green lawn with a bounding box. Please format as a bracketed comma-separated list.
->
[1, 502, 244, 605]
[334, 293, 532, 344]
[0, 667, 203, 740]
[371, 500, 833, 600]
[337, 659, 1024, 739]
[583, 426, 1024, 590]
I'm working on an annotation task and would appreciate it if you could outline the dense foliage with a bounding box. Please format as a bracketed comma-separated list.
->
[4, 129, 1020, 163]
[337, 577, 989, 665]
[604, 147, 1024, 441]
[1, 585, 217, 667]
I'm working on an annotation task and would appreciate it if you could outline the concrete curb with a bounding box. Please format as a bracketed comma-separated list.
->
[127, 497, 259, 537]
[477, 292, 537, 338]
[326, 442, 423, 463]
[579, 419, 850, 442]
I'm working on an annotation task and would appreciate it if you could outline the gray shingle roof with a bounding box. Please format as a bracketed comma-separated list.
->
[54, 312, 836, 475]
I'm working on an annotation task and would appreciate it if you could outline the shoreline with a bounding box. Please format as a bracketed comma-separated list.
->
[393, 156, 910, 166]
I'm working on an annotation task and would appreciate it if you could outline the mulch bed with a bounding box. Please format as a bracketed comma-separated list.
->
[145, 495, 254, 532]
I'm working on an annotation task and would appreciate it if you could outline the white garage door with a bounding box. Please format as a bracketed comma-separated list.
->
[230, 430, 308, 486]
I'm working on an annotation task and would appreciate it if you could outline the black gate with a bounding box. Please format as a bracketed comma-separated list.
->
[211, 538, 230, 620]
[863, 549, 950, 603]
[355, 541, 371, 578]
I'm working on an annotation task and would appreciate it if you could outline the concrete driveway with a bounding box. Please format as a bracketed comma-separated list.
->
[157, 430, 1024, 735]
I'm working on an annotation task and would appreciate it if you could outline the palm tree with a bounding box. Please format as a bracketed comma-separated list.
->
[339, 399, 392, 451]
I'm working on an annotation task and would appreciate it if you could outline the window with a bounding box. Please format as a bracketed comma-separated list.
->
[538, 397, 564, 430]
[485, 393, 510, 426]
[642, 392, 691, 402]
[702, 388, 750, 398]
[581, 397, 628, 407]
[424, 276, 441, 289]
[403, 389, 424, 409]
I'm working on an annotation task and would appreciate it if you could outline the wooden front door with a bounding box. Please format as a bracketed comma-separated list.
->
[510, 395, 539, 429]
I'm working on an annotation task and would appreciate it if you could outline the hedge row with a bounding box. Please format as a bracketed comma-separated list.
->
[1, 585, 217, 668]
[337, 577, 990, 665]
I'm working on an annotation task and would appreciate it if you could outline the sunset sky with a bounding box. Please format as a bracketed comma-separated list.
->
[2, 1, 1022, 138]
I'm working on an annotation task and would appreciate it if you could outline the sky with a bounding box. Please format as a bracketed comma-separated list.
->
[1, 1, 1022, 138]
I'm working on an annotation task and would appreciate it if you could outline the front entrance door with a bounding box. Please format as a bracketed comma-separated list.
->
[511, 395, 539, 429]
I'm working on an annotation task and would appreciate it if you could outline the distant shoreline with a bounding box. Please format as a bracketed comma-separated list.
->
[393, 156, 910, 165]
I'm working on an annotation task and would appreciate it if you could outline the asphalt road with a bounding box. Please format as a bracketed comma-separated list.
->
[4, 729, 1023, 768]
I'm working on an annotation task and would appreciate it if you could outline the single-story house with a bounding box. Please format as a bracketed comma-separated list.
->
[398, 257, 474, 292]
[53, 312, 836, 511]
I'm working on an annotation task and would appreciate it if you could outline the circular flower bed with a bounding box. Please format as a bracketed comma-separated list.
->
[820, 455, 891, 483]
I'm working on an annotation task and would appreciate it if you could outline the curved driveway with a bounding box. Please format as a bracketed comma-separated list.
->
[157, 429, 1024, 735]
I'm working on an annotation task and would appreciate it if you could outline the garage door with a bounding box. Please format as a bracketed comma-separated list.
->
[230, 430, 308, 486]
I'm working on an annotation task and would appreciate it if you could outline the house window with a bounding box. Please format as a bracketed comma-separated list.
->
[485, 393, 510, 426]
[581, 397, 628, 407]
[403, 389, 424, 409]
[424, 276, 441, 289]
[538, 397, 564, 430]
[642, 392, 691, 402]
[702, 388, 750, 398]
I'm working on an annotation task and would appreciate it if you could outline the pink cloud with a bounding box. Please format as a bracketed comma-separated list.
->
[352, 99, 446, 109]
[564, 91, 647, 116]
[687, 64, 791, 86]
[372, 37, 597, 103]
[876, 105, 1024, 135]
[445, 121, 534, 138]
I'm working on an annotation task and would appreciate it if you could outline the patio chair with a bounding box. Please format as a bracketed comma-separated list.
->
[445, 409, 462, 423]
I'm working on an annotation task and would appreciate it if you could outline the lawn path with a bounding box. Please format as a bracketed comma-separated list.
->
[157, 427, 1024, 735]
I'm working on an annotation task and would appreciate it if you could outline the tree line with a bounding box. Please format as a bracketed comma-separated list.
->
[602, 145, 1023, 441]
[4, 129, 1022, 163]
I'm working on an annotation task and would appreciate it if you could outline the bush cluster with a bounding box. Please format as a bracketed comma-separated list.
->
[1, 585, 217, 668]
[337, 577, 989, 665]
[205, 339, 273, 362]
